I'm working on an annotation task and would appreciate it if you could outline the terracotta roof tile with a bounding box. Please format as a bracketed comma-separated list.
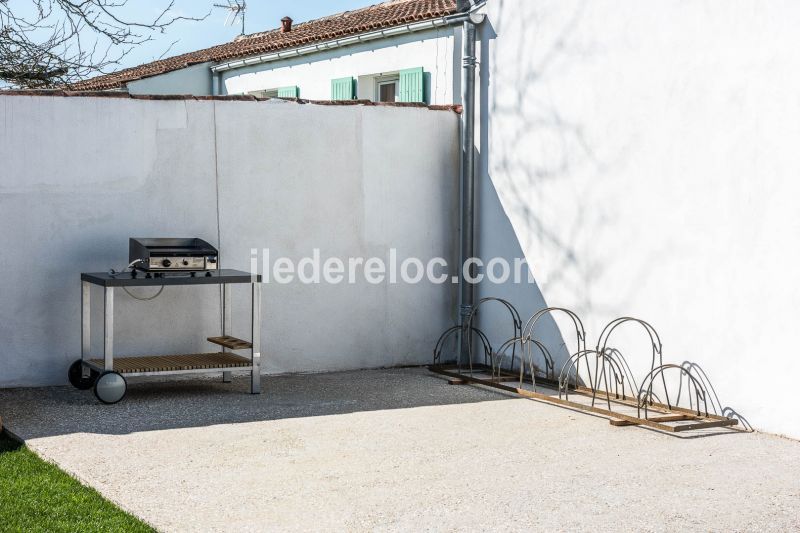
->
[70, 0, 457, 91]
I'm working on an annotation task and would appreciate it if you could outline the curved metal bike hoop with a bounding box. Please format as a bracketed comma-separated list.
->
[523, 307, 586, 344]
[559, 349, 599, 393]
[679, 361, 722, 415]
[558, 348, 639, 409]
[528, 339, 555, 382]
[596, 317, 663, 370]
[521, 307, 587, 387]
[637, 364, 709, 419]
[600, 348, 640, 398]
[463, 297, 522, 375]
[492, 336, 555, 390]
[433, 325, 491, 366]
[596, 317, 666, 405]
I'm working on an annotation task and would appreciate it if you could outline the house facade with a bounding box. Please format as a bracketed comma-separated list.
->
[219, 27, 457, 104]
[72, 0, 473, 106]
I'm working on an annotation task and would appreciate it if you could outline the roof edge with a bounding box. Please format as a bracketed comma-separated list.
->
[211, 11, 470, 73]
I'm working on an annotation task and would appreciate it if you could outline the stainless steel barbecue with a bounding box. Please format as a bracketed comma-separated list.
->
[129, 238, 218, 272]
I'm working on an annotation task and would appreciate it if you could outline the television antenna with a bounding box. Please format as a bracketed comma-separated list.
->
[214, 0, 246, 36]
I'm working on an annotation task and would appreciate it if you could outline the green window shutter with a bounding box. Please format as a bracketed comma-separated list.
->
[331, 77, 355, 100]
[398, 67, 424, 103]
[277, 86, 299, 98]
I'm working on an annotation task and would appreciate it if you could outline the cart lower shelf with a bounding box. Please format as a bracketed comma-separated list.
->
[86, 352, 252, 376]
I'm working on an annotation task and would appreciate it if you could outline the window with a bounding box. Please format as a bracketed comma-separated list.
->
[358, 68, 425, 104]
[376, 76, 399, 103]
[248, 86, 299, 98]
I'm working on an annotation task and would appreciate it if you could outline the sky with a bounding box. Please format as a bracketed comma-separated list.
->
[119, 1, 377, 70]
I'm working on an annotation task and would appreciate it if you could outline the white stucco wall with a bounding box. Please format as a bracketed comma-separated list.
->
[221, 28, 458, 104]
[476, 0, 800, 438]
[0, 95, 459, 387]
[127, 62, 213, 96]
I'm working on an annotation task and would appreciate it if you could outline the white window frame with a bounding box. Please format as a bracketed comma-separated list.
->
[374, 74, 400, 103]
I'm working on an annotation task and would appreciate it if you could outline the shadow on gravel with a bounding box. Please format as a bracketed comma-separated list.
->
[0, 368, 511, 440]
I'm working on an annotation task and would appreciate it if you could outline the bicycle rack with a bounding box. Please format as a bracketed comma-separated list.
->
[430, 301, 741, 435]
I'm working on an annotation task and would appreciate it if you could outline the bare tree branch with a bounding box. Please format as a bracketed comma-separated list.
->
[0, 0, 208, 88]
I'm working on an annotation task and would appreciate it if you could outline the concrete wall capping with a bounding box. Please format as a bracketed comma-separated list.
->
[0, 90, 461, 112]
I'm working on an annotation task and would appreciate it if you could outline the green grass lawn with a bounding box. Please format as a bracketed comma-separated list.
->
[0, 430, 154, 532]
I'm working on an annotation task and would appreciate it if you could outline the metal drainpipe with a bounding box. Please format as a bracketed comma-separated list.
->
[459, 18, 478, 364]
[212, 72, 222, 96]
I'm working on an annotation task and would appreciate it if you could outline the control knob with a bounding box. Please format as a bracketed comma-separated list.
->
[162, 259, 172, 267]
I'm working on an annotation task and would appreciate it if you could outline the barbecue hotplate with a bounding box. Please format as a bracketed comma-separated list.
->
[129, 238, 218, 272]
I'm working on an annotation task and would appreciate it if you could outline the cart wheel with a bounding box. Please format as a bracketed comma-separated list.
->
[68, 360, 98, 390]
[93, 371, 127, 404]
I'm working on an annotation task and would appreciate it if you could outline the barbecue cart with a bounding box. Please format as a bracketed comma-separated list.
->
[69, 269, 262, 404]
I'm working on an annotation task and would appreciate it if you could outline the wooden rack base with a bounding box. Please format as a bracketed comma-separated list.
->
[88, 352, 251, 374]
[429, 364, 739, 434]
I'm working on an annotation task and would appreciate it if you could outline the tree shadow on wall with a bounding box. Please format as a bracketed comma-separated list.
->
[471, 3, 604, 371]
[469, 3, 750, 432]
[472, 0, 691, 378]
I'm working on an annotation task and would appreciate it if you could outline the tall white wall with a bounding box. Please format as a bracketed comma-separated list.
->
[221, 28, 458, 104]
[478, 0, 800, 437]
[0, 95, 459, 387]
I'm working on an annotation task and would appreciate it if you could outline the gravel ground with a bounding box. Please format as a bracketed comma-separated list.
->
[1, 368, 798, 532]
